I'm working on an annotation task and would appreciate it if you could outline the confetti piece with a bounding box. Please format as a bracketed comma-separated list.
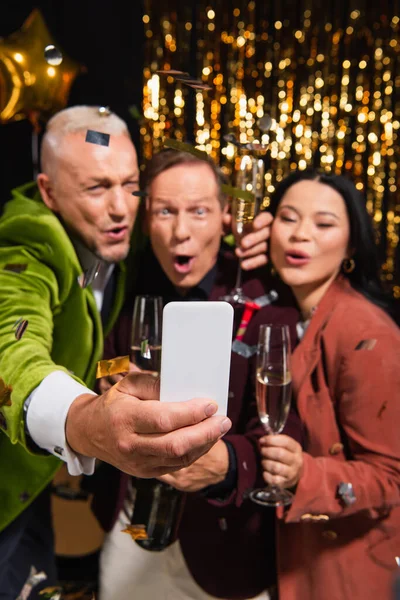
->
[96, 355, 130, 379]
[173, 74, 213, 90]
[223, 133, 240, 146]
[98, 106, 111, 116]
[173, 73, 202, 82]
[44, 45, 63, 66]
[185, 82, 213, 90]
[122, 524, 149, 540]
[355, 339, 377, 351]
[254, 291, 279, 307]
[231, 340, 257, 358]
[39, 587, 62, 599]
[13, 317, 23, 329]
[85, 130, 110, 147]
[156, 69, 189, 75]
[223, 134, 268, 152]
[163, 138, 209, 160]
[0, 378, 12, 407]
[16, 566, 47, 600]
[77, 261, 101, 289]
[377, 401, 388, 419]
[257, 114, 273, 132]
[235, 301, 261, 341]
[221, 184, 255, 202]
[128, 104, 142, 120]
[12, 318, 28, 340]
[4, 263, 28, 273]
[396, 556, 400, 566]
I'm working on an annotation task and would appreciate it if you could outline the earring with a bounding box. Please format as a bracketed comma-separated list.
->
[342, 258, 355, 273]
[270, 265, 276, 276]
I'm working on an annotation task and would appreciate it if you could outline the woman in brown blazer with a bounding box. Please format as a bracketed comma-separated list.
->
[258, 170, 400, 600]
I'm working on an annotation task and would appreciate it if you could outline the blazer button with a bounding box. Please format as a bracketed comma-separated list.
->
[329, 442, 344, 455]
[322, 530, 338, 540]
[218, 518, 228, 531]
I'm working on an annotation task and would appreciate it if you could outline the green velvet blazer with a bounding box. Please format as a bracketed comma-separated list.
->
[0, 182, 126, 533]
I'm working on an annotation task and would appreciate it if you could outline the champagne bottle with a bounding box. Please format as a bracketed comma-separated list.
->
[130, 477, 186, 551]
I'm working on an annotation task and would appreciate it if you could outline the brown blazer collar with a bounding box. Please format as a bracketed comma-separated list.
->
[294, 276, 356, 353]
[291, 276, 355, 393]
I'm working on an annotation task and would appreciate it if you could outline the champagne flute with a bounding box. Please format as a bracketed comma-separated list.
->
[250, 324, 293, 507]
[130, 295, 163, 376]
[129, 296, 186, 549]
[221, 154, 259, 304]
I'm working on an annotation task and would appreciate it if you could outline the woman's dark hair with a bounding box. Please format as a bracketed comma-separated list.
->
[268, 169, 395, 317]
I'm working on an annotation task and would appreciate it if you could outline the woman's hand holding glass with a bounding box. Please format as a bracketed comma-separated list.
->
[250, 324, 294, 507]
[259, 434, 303, 490]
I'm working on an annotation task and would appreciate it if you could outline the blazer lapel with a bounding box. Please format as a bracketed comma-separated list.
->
[291, 277, 347, 397]
[83, 287, 104, 385]
[103, 262, 126, 337]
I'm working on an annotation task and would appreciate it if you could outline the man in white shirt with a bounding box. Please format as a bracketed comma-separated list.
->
[0, 106, 232, 598]
[0, 105, 270, 598]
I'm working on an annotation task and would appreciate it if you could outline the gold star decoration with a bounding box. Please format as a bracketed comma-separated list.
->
[0, 9, 81, 125]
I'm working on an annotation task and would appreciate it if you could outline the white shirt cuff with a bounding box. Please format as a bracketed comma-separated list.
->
[26, 371, 97, 476]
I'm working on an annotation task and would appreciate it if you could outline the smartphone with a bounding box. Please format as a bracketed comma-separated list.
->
[159, 301, 234, 416]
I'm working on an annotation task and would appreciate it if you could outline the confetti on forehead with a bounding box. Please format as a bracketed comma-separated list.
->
[85, 130, 110, 147]
[96, 355, 130, 379]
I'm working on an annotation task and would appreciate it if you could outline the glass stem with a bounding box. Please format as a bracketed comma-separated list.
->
[234, 261, 243, 292]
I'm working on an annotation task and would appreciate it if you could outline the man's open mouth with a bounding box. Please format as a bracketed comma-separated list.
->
[173, 255, 195, 273]
[104, 226, 128, 240]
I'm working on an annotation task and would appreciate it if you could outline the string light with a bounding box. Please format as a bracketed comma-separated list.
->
[141, 1, 400, 289]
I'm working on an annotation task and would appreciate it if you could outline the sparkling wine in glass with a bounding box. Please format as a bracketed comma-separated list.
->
[250, 324, 293, 507]
[221, 196, 257, 304]
[221, 154, 259, 305]
[130, 295, 162, 376]
[129, 295, 186, 549]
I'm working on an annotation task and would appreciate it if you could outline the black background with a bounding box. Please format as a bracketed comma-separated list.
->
[0, 0, 145, 207]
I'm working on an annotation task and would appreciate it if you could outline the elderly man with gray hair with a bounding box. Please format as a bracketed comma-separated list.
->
[0, 105, 270, 597]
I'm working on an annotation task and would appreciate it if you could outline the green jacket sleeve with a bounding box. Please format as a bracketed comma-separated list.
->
[0, 250, 80, 449]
